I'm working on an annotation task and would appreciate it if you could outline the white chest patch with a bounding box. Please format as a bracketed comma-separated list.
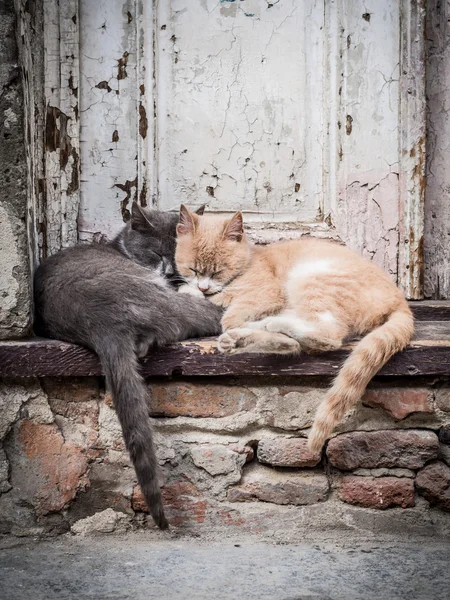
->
[289, 259, 332, 281]
[319, 310, 336, 323]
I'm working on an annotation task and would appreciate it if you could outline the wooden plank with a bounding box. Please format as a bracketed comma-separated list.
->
[398, 0, 426, 298]
[424, 0, 450, 300]
[14, 0, 46, 267]
[1, 330, 449, 378]
[410, 301, 450, 321]
[411, 321, 450, 340]
[43, 0, 81, 255]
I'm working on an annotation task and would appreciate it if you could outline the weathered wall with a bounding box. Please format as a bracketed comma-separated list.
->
[0, 0, 32, 339]
[425, 0, 450, 299]
[73, 0, 425, 300]
[1, 376, 450, 538]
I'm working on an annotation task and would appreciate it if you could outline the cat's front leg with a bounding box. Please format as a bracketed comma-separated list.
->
[221, 309, 250, 331]
[221, 288, 285, 332]
[207, 291, 233, 308]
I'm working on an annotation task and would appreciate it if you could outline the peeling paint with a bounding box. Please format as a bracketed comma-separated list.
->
[78, 1, 141, 240]
[157, 0, 324, 221]
[38, 0, 429, 299]
[95, 81, 112, 93]
[325, 0, 406, 286]
[398, 0, 426, 298]
[345, 115, 353, 136]
[117, 51, 129, 80]
[115, 177, 138, 221]
[139, 104, 147, 139]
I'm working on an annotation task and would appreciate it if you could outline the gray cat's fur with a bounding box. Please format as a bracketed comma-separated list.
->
[34, 203, 222, 529]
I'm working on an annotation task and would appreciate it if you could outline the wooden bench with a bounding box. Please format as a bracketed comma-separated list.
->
[1, 302, 449, 379]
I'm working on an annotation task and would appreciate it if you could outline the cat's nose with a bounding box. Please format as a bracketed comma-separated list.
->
[198, 278, 210, 293]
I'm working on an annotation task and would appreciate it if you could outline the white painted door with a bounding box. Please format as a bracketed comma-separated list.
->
[41, 0, 426, 297]
[155, 0, 324, 224]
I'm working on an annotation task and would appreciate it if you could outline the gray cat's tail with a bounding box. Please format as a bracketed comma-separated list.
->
[96, 338, 168, 530]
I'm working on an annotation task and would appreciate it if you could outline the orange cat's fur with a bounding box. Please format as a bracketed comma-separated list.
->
[175, 206, 414, 451]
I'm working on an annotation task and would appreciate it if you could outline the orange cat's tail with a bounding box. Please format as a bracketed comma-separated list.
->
[307, 305, 414, 453]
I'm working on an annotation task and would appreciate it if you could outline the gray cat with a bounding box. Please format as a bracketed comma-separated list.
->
[34, 203, 222, 529]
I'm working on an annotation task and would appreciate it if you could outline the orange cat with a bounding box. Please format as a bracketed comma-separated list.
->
[175, 206, 414, 451]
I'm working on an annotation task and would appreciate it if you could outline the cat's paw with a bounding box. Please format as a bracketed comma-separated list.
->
[217, 330, 238, 354]
[217, 329, 251, 354]
[178, 284, 204, 298]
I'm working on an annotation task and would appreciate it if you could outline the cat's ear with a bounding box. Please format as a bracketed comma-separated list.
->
[177, 204, 197, 235]
[195, 204, 206, 216]
[131, 202, 155, 232]
[224, 211, 244, 242]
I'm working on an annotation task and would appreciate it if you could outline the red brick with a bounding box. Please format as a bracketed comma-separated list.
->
[18, 420, 89, 515]
[216, 508, 245, 527]
[327, 430, 439, 470]
[41, 378, 100, 403]
[132, 480, 207, 526]
[257, 438, 321, 468]
[230, 444, 255, 462]
[362, 388, 432, 420]
[339, 476, 415, 509]
[227, 464, 328, 506]
[148, 382, 257, 418]
[416, 462, 450, 510]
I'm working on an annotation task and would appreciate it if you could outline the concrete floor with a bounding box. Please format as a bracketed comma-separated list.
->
[1, 533, 449, 600]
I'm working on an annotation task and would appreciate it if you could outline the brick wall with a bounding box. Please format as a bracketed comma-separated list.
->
[1, 377, 450, 538]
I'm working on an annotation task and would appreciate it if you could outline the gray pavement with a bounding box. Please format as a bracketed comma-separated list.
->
[0, 533, 449, 600]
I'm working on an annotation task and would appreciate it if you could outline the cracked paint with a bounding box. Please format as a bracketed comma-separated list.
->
[327, 0, 402, 281]
[156, 0, 324, 221]
[42, 0, 428, 298]
[78, 0, 142, 241]
[41, 0, 81, 255]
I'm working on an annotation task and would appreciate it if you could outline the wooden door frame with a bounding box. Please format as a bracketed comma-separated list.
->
[398, 0, 426, 299]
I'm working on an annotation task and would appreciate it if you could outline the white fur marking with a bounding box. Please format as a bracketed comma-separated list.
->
[289, 259, 332, 281]
[178, 284, 204, 298]
[263, 314, 316, 339]
[319, 311, 336, 323]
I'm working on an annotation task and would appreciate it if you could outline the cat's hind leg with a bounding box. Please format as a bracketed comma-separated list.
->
[218, 328, 300, 355]
[255, 310, 347, 352]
